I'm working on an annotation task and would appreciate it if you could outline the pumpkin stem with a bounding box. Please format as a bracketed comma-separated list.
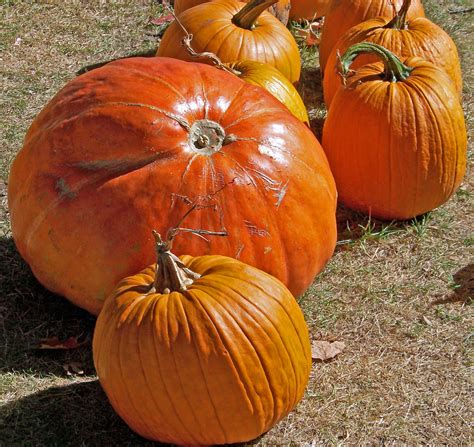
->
[232, 0, 279, 30]
[181, 35, 241, 76]
[152, 231, 201, 293]
[339, 42, 413, 83]
[385, 0, 411, 30]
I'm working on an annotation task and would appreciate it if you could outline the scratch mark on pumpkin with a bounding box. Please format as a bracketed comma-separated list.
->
[264, 246, 272, 254]
[55, 178, 77, 199]
[235, 244, 244, 259]
[244, 220, 270, 237]
[275, 180, 289, 207]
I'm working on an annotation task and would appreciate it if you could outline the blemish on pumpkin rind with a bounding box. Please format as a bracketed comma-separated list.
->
[55, 178, 77, 199]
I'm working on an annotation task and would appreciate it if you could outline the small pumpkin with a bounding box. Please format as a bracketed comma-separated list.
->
[157, 0, 301, 83]
[323, 0, 463, 106]
[319, 0, 425, 72]
[228, 60, 309, 124]
[93, 231, 312, 445]
[174, 0, 291, 25]
[289, 0, 332, 21]
[8, 56, 336, 315]
[322, 42, 467, 220]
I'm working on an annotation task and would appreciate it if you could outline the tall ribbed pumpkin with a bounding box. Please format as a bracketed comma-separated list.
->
[174, 0, 291, 24]
[8, 57, 337, 315]
[322, 43, 467, 220]
[157, 0, 301, 83]
[93, 233, 312, 445]
[323, 0, 463, 106]
[319, 0, 425, 72]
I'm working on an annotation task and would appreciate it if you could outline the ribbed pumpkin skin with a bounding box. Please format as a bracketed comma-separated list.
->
[319, 0, 425, 72]
[289, 0, 331, 20]
[174, 0, 291, 24]
[323, 17, 463, 106]
[322, 57, 467, 220]
[93, 254, 312, 444]
[8, 57, 337, 315]
[230, 60, 309, 123]
[157, 0, 301, 83]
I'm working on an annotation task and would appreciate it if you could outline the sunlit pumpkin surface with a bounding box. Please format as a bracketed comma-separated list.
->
[323, 15, 463, 106]
[8, 57, 337, 315]
[157, 0, 301, 83]
[319, 0, 425, 72]
[93, 254, 312, 445]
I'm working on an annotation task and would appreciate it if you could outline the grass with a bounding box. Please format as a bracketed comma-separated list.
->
[1, 1, 473, 445]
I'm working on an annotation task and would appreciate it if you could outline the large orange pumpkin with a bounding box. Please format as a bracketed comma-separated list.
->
[174, 0, 291, 24]
[93, 233, 312, 444]
[322, 43, 467, 220]
[289, 0, 332, 20]
[8, 57, 337, 315]
[323, 0, 463, 106]
[319, 0, 425, 72]
[157, 0, 301, 83]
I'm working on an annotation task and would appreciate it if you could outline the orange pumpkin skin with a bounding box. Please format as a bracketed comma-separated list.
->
[322, 52, 467, 220]
[229, 60, 309, 124]
[8, 57, 337, 315]
[323, 16, 463, 106]
[289, 0, 331, 20]
[174, 0, 291, 24]
[319, 0, 425, 72]
[157, 0, 301, 83]
[93, 254, 312, 444]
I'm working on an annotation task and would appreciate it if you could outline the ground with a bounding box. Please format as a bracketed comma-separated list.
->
[0, 1, 472, 445]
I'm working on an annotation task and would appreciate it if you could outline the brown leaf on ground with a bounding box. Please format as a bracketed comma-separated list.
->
[38, 336, 86, 350]
[311, 340, 345, 361]
[62, 362, 84, 376]
[150, 14, 174, 26]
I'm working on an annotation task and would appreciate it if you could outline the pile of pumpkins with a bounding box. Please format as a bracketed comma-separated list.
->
[7, 0, 466, 444]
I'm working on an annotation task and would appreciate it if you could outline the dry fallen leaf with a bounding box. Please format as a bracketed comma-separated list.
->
[150, 14, 174, 26]
[38, 336, 86, 350]
[311, 340, 345, 361]
[63, 362, 84, 376]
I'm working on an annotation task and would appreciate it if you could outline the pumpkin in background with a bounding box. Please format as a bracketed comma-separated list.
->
[157, 0, 301, 83]
[319, 0, 425, 72]
[289, 0, 331, 20]
[322, 43, 466, 220]
[93, 232, 312, 444]
[174, 0, 291, 24]
[226, 60, 309, 124]
[8, 57, 337, 315]
[323, 0, 463, 106]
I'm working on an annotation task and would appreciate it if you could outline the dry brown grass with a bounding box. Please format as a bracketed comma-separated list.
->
[1, 1, 472, 445]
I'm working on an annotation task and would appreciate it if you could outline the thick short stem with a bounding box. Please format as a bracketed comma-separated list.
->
[232, 0, 279, 30]
[152, 231, 200, 293]
[385, 0, 411, 30]
[340, 42, 413, 83]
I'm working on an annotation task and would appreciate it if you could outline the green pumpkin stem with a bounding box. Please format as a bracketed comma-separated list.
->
[385, 0, 411, 30]
[232, 0, 279, 30]
[340, 42, 413, 83]
[152, 230, 200, 293]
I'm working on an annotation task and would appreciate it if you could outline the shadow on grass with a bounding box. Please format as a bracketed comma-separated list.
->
[432, 263, 474, 305]
[0, 236, 96, 376]
[0, 379, 167, 446]
[76, 48, 158, 75]
[297, 65, 326, 140]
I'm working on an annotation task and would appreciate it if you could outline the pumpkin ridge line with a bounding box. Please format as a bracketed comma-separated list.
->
[194, 282, 278, 429]
[200, 275, 300, 419]
[150, 295, 202, 443]
[179, 291, 230, 443]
